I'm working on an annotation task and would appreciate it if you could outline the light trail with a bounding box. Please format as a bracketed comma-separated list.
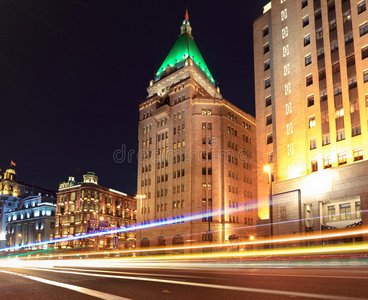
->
[9, 226, 368, 261]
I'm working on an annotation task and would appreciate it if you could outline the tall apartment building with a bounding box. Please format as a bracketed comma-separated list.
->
[254, 0, 368, 238]
[56, 172, 136, 249]
[137, 13, 257, 248]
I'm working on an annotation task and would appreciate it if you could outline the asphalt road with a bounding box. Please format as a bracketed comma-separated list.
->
[1, 262, 368, 300]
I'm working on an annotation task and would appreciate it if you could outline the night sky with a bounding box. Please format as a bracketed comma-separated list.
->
[0, 0, 268, 195]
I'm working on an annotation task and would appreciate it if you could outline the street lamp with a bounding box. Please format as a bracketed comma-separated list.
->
[264, 165, 273, 239]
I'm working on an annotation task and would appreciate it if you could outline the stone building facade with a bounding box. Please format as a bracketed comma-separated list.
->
[137, 13, 258, 248]
[56, 172, 136, 249]
[254, 0, 368, 239]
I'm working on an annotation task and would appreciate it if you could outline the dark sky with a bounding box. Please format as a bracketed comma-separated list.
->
[0, 0, 268, 195]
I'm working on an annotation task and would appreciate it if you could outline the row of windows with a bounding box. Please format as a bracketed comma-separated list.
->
[202, 122, 212, 130]
[327, 202, 361, 221]
[173, 140, 186, 149]
[174, 124, 185, 134]
[202, 108, 212, 115]
[311, 148, 363, 172]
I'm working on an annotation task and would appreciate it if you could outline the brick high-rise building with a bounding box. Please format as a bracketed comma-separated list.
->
[137, 12, 257, 248]
[254, 0, 368, 238]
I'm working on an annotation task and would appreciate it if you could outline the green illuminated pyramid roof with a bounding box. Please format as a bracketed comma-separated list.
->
[155, 13, 215, 85]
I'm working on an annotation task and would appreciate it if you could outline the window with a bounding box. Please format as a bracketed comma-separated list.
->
[338, 153, 347, 165]
[268, 152, 273, 163]
[345, 32, 353, 45]
[267, 133, 273, 144]
[358, 0, 366, 14]
[263, 26, 269, 37]
[306, 74, 313, 86]
[349, 77, 357, 89]
[202, 108, 207, 115]
[264, 43, 270, 54]
[356, 202, 361, 218]
[350, 101, 359, 113]
[265, 96, 272, 107]
[328, 205, 336, 221]
[334, 84, 342, 96]
[329, 19, 336, 32]
[310, 138, 317, 150]
[364, 70, 368, 83]
[335, 108, 344, 118]
[337, 129, 345, 141]
[320, 89, 328, 102]
[265, 78, 271, 89]
[264, 60, 270, 71]
[307, 94, 314, 107]
[321, 112, 329, 124]
[304, 34, 310, 46]
[303, 15, 309, 27]
[202, 122, 206, 130]
[302, 0, 308, 9]
[331, 41, 338, 53]
[324, 157, 332, 169]
[340, 203, 351, 220]
[309, 116, 316, 128]
[311, 161, 318, 172]
[360, 22, 368, 37]
[316, 28, 323, 40]
[322, 134, 330, 146]
[207, 122, 212, 130]
[352, 124, 361, 136]
[266, 114, 272, 126]
[305, 54, 312, 66]
[318, 48, 324, 60]
[353, 148, 363, 161]
[362, 46, 368, 60]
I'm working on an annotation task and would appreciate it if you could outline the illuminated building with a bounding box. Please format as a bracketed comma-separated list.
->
[56, 172, 136, 249]
[137, 12, 257, 248]
[0, 168, 56, 248]
[5, 195, 56, 248]
[254, 0, 367, 239]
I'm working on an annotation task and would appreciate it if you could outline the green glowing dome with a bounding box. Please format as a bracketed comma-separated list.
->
[155, 14, 215, 85]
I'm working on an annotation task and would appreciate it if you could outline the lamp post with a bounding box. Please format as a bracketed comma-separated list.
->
[264, 165, 273, 239]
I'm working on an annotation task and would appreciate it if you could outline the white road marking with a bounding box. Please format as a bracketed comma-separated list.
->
[0, 270, 131, 300]
[22, 267, 366, 300]
[50, 266, 208, 279]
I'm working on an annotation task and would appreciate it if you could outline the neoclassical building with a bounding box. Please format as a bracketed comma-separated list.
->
[137, 13, 258, 248]
[56, 172, 136, 249]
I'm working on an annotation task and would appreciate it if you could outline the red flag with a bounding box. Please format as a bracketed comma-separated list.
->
[11, 160, 16, 167]
[185, 9, 189, 20]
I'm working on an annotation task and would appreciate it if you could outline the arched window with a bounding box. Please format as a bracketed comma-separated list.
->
[173, 234, 184, 245]
[140, 238, 150, 248]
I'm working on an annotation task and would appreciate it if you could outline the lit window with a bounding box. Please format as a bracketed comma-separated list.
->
[310, 137, 317, 150]
[285, 83, 291, 95]
[316, 28, 323, 40]
[307, 94, 314, 107]
[303, 15, 309, 27]
[286, 122, 293, 135]
[311, 161, 318, 172]
[281, 8, 287, 21]
[286, 102, 292, 114]
[202, 122, 206, 130]
[352, 124, 361, 136]
[340, 203, 351, 220]
[353, 148, 363, 161]
[283, 45, 290, 57]
[266, 114, 272, 126]
[304, 34, 310, 46]
[358, 0, 366, 14]
[359, 22, 368, 37]
[338, 153, 347, 165]
[364, 70, 368, 83]
[265, 78, 271, 89]
[337, 129, 345, 141]
[335, 108, 344, 118]
[202, 108, 207, 115]
[356, 202, 361, 218]
[306, 74, 313, 86]
[322, 134, 330, 146]
[284, 63, 290, 76]
[305, 54, 312, 66]
[287, 143, 294, 156]
[282, 26, 288, 39]
[309, 116, 316, 128]
[323, 157, 332, 169]
[328, 205, 336, 221]
[350, 101, 359, 113]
